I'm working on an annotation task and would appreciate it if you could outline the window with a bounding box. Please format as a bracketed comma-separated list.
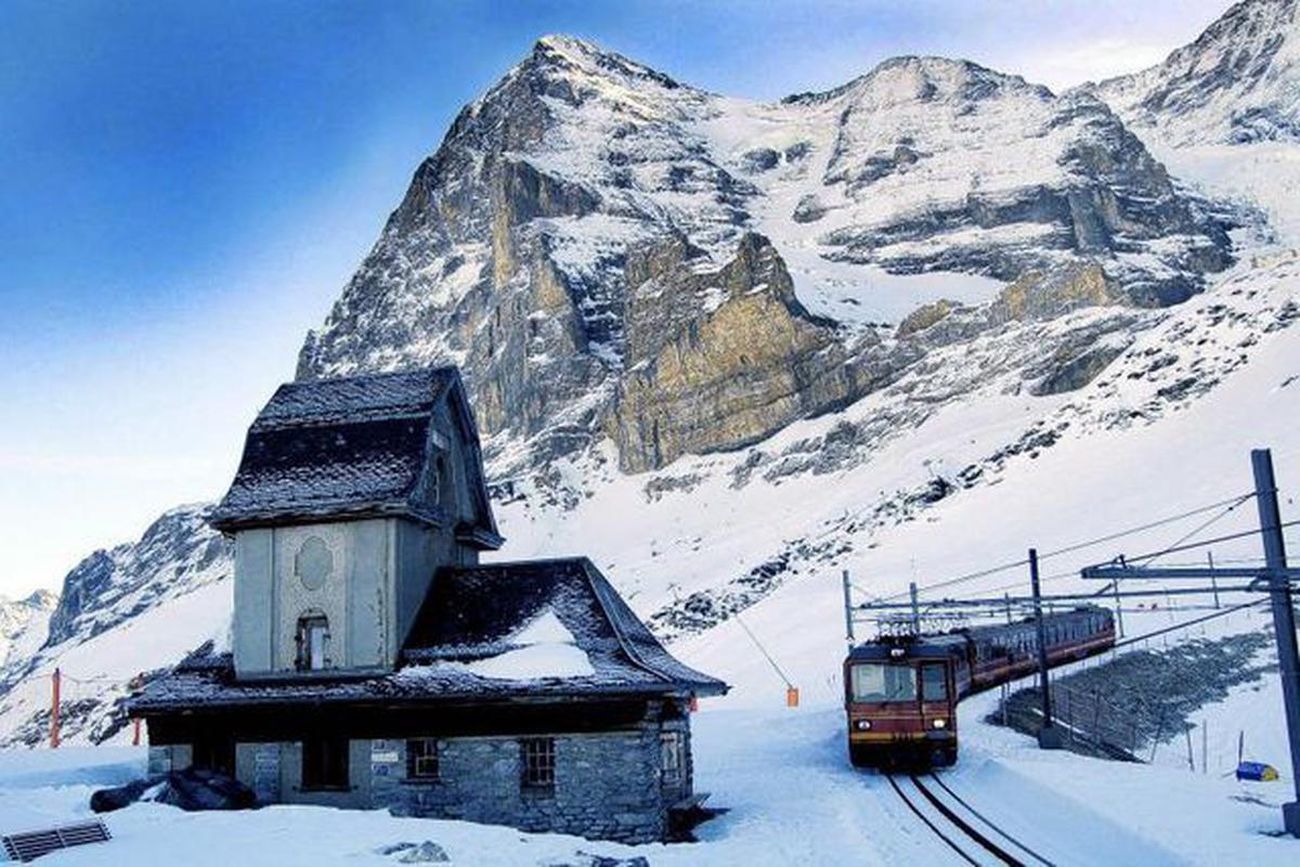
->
[921, 663, 948, 702]
[302, 735, 349, 790]
[520, 737, 555, 791]
[660, 733, 684, 786]
[850, 663, 917, 703]
[192, 735, 235, 776]
[295, 613, 330, 671]
[406, 738, 439, 781]
[432, 456, 447, 506]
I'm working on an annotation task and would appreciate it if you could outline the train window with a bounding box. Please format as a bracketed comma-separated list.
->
[851, 664, 917, 702]
[921, 664, 948, 702]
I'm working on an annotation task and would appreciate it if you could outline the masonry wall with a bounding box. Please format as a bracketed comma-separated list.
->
[368, 725, 686, 844]
[215, 715, 692, 844]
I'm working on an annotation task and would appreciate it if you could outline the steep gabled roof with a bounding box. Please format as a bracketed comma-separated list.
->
[130, 558, 726, 713]
[401, 558, 727, 696]
[209, 367, 500, 547]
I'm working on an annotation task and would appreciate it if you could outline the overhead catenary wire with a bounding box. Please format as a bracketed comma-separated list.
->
[869, 491, 1260, 604]
[1107, 518, 1300, 566]
[1129, 493, 1255, 566]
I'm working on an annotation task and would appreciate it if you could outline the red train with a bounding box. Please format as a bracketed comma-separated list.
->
[844, 606, 1115, 767]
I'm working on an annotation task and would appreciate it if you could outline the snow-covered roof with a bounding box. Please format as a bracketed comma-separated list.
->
[208, 367, 500, 546]
[130, 558, 725, 713]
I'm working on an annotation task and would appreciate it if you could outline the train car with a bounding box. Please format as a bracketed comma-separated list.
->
[844, 606, 1114, 768]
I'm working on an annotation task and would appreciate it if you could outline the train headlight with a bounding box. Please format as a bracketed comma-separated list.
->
[932, 719, 947, 730]
[855, 719, 872, 731]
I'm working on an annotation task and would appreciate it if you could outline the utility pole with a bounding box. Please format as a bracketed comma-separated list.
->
[1112, 565, 1126, 638]
[1207, 551, 1221, 610]
[1252, 448, 1300, 837]
[842, 570, 855, 645]
[1030, 549, 1062, 749]
[50, 668, 61, 750]
[909, 581, 921, 635]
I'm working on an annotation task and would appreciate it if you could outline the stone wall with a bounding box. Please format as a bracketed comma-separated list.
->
[369, 723, 689, 843]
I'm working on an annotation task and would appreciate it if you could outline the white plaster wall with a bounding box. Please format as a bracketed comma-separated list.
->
[272, 524, 351, 671]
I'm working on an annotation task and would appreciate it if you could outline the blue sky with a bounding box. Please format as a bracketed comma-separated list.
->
[0, 0, 1232, 595]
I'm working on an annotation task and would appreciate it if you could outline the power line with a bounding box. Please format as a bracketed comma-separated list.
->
[1114, 518, 1300, 565]
[1039, 492, 1254, 562]
[870, 491, 1258, 603]
[1131, 494, 1254, 566]
[1110, 598, 1268, 652]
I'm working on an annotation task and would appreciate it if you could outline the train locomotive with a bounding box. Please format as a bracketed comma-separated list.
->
[844, 606, 1115, 767]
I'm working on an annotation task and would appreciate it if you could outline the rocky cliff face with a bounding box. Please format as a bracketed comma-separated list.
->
[1093, 0, 1300, 146]
[43, 505, 230, 652]
[297, 36, 1237, 479]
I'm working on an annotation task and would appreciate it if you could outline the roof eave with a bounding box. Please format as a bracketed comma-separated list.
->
[454, 525, 505, 551]
[209, 502, 449, 533]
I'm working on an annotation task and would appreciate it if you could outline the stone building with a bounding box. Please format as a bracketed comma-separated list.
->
[131, 367, 726, 843]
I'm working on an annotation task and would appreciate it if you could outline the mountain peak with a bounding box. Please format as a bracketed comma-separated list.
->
[524, 33, 683, 91]
[1094, 0, 1300, 145]
[786, 54, 1047, 106]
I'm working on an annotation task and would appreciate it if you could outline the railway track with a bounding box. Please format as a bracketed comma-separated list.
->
[885, 772, 1054, 867]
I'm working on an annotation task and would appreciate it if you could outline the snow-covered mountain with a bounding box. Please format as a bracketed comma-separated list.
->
[297, 35, 1238, 478]
[1089, 0, 1300, 245]
[5, 4, 1300, 750]
[0, 507, 230, 746]
[1094, 0, 1300, 147]
[0, 591, 56, 673]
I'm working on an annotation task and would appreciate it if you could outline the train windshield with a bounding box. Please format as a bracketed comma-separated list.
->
[921, 663, 948, 701]
[850, 663, 917, 702]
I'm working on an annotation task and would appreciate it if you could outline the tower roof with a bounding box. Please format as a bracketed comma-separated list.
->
[209, 367, 500, 548]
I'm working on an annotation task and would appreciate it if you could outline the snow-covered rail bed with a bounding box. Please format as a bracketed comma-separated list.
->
[885, 772, 1051, 866]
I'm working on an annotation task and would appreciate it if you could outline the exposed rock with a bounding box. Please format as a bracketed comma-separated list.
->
[91, 768, 257, 813]
[610, 233, 880, 471]
[791, 193, 827, 223]
[991, 262, 1119, 324]
[896, 299, 961, 337]
[1031, 343, 1129, 396]
[740, 147, 781, 172]
[377, 841, 452, 863]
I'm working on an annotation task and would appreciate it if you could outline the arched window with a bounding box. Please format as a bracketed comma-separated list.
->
[296, 611, 330, 671]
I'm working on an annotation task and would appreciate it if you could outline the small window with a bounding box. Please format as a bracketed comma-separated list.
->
[407, 738, 439, 781]
[520, 737, 555, 791]
[302, 735, 349, 790]
[296, 613, 330, 671]
[192, 735, 235, 776]
[660, 732, 684, 785]
[431, 454, 450, 507]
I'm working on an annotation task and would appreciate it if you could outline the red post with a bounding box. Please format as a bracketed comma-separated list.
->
[50, 668, 61, 750]
[133, 717, 142, 746]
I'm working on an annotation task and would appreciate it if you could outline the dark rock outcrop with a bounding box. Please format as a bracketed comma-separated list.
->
[91, 768, 257, 813]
